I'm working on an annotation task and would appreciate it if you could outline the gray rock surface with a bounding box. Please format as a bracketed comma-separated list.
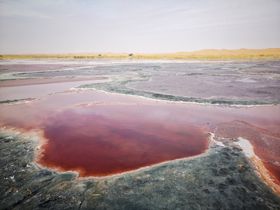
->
[0, 131, 279, 210]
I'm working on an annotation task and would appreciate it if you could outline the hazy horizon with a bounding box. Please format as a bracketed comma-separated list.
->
[0, 0, 280, 54]
[2, 48, 280, 55]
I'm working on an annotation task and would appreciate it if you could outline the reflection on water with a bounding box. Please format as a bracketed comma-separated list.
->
[0, 60, 279, 181]
[41, 108, 208, 176]
[0, 88, 279, 179]
[0, 80, 99, 101]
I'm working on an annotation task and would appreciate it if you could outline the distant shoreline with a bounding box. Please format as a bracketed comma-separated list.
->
[1, 48, 280, 60]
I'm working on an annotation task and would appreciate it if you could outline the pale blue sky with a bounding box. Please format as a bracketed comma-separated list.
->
[0, 0, 279, 53]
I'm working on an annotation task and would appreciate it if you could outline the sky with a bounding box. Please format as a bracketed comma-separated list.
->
[0, 0, 279, 54]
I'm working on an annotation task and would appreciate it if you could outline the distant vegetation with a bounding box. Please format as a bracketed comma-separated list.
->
[1, 49, 280, 60]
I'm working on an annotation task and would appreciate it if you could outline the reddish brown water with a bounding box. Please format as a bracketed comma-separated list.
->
[40, 108, 208, 176]
[0, 85, 279, 180]
[215, 120, 280, 185]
